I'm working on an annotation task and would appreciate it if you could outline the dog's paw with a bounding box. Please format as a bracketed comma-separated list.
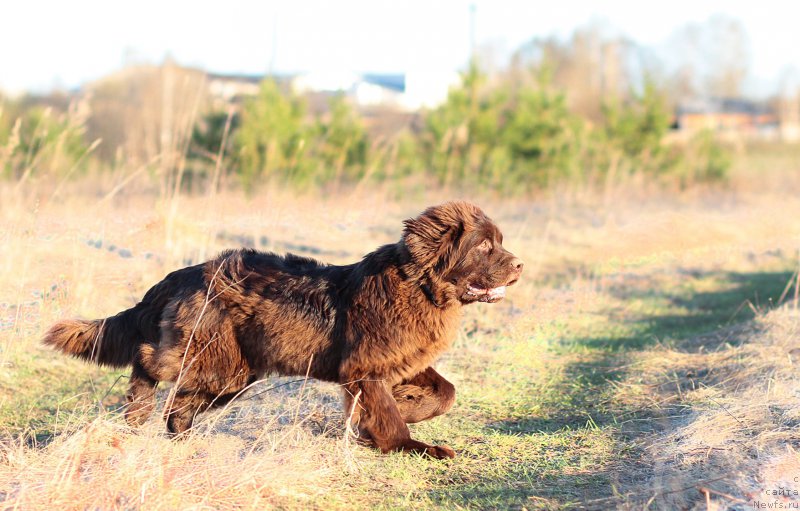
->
[425, 444, 455, 459]
[392, 439, 456, 459]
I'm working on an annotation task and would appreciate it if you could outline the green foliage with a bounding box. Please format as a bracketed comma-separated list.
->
[313, 95, 368, 182]
[681, 129, 733, 185]
[207, 70, 731, 192]
[594, 79, 731, 186]
[601, 81, 670, 161]
[0, 104, 89, 180]
[236, 79, 310, 191]
[423, 65, 584, 191]
[422, 62, 484, 184]
[498, 79, 583, 187]
[420, 65, 732, 192]
[591, 79, 679, 180]
[181, 110, 240, 193]
[1, 63, 733, 193]
[191, 110, 239, 162]
[234, 83, 371, 191]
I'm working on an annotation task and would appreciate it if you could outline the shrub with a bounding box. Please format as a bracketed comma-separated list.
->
[313, 95, 368, 184]
[681, 129, 732, 185]
[236, 80, 310, 191]
[422, 65, 584, 192]
[1, 103, 90, 181]
[497, 75, 584, 189]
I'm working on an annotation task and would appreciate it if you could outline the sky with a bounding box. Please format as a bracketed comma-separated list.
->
[1, 0, 798, 97]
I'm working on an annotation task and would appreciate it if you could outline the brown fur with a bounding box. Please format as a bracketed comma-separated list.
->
[42, 202, 522, 458]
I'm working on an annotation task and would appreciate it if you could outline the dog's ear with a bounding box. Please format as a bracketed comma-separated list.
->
[402, 203, 469, 271]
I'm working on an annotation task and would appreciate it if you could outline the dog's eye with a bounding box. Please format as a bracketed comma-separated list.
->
[477, 239, 492, 252]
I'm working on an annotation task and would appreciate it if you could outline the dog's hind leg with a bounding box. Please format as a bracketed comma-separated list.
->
[164, 390, 211, 435]
[391, 367, 456, 424]
[124, 359, 158, 427]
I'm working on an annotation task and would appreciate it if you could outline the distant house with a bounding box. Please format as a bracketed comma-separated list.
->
[206, 72, 297, 105]
[353, 73, 407, 108]
[204, 68, 459, 111]
[290, 70, 459, 111]
[206, 72, 262, 102]
[673, 98, 778, 139]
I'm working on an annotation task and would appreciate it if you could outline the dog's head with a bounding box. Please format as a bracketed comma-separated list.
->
[402, 202, 523, 305]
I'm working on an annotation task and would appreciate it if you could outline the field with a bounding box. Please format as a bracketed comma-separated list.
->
[1, 168, 800, 510]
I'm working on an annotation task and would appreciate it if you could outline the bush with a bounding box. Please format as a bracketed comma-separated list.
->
[235, 84, 371, 191]
[422, 65, 584, 191]
[2, 64, 732, 195]
[681, 129, 732, 185]
[313, 95, 368, 183]
[191, 110, 239, 162]
[422, 63, 487, 185]
[419, 65, 732, 192]
[236, 79, 310, 191]
[497, 77, 584, 188]
[226, 70, 732, 193]
[1, 103, 91, 181]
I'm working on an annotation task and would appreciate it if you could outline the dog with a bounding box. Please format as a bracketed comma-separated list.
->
[43, 201, 523, 459]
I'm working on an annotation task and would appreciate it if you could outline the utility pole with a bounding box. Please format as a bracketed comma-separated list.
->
[268, 12, 278, 77]
[469, 3, 477, 66]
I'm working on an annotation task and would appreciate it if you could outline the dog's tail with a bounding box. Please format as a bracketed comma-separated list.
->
[42, 306, 143, 368]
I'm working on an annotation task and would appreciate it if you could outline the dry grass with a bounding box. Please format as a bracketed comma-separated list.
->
[607, 308, 800, 510]
[1, 175, 800, 509]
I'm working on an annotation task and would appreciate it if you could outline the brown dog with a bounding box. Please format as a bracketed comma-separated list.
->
[43, 202, 522, 458]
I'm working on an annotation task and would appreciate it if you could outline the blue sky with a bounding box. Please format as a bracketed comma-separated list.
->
[1, 0, 797, 96]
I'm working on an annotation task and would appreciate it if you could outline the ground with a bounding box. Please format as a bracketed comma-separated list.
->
[0, 180, 799, 510]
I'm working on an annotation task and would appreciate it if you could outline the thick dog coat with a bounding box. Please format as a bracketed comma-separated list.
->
[43, 202, 523, 458]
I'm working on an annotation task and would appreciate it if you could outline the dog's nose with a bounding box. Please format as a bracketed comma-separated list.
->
[510, 258, 524, 273]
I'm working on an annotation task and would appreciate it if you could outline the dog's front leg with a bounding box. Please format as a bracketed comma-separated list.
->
[343, 378, 455, 459]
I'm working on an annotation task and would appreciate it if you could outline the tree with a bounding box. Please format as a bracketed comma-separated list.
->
[666, 15, 750, 98]
[511, 22, 639, 122]
[423, 62, 503, 185]
[236, 79, 309, 191]
[499, 71, 582, 186]
[191, 110, 239, 162]
[314, 95, 368, 183]
[602, 79, 670, 161]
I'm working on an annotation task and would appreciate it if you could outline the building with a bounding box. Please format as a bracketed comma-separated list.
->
[206, 72, 263, 102]
[204, 68, 460, 112]
[673, 97, 779, 139]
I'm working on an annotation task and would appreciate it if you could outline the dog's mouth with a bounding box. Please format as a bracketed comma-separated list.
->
[466, 284, 507, 303]
[465, 273, 520, 303]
